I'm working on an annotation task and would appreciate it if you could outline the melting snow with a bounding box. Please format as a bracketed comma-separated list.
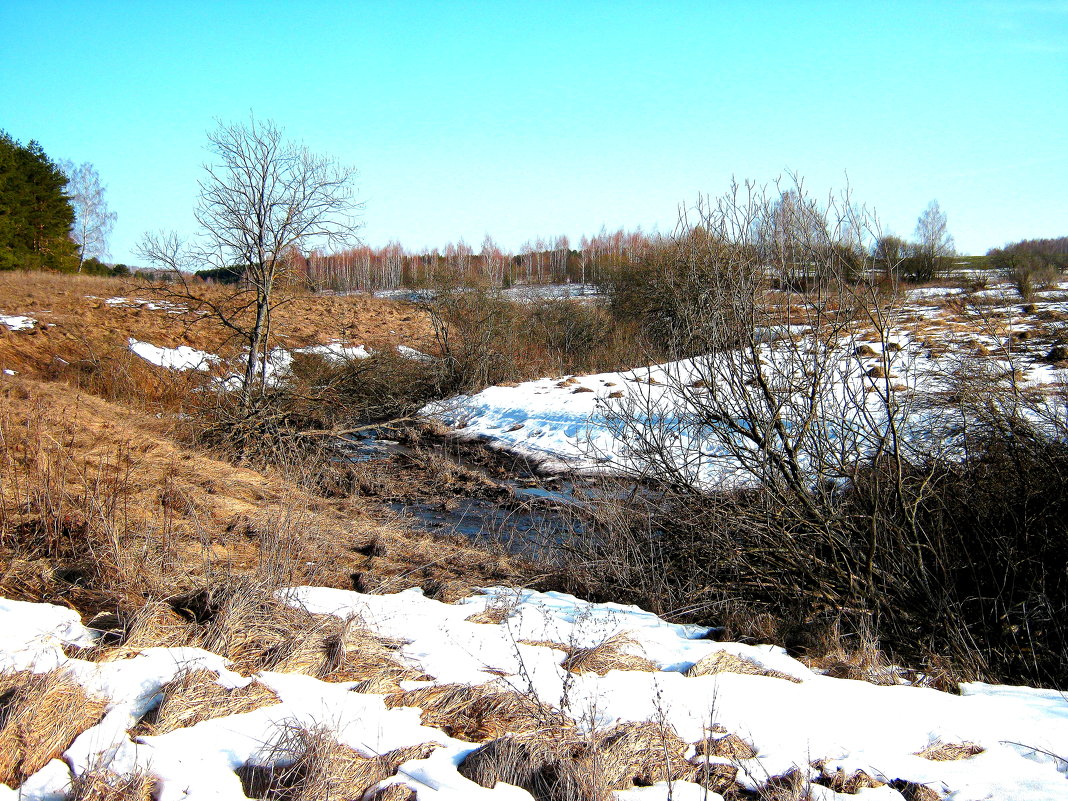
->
[127, 339, 219, 371]
[2, 588, 1066, 800]
[0, 313, 36, 331]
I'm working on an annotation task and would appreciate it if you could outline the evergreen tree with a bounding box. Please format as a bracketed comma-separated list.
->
[0, 131, 78, 271]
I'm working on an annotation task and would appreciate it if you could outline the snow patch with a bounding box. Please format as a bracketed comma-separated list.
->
[0, 314, 36, 331]
[127, 338, 219, 371]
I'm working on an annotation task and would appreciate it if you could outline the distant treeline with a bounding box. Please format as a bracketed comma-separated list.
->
[295, 232, 651, 292]
[987, 237, 1068, 294]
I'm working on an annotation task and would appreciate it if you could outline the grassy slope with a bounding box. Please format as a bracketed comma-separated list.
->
[0, 271, 524, 620]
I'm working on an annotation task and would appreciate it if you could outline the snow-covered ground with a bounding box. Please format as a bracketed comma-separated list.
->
[2, 589, 1066, 801]
[424, 285, 1068, 484]
[101, 297, 188, 314]
[371, 284, 603, 304]
[127, 338, 432, 388]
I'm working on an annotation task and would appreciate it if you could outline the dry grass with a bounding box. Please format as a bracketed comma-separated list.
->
[560, 633, 658, 676]
[115, 602, 195, 653]
[459, 720, 694, 801]
[0, 669, 109, 787]
[695, 732, 758, 761]
[917, 741, 984, 761]
[464, 592, 520, 625]
[237, 722, 437, 801]
[587, 721, 691, 789]
[68, 761, 156, 801]
[386, 682, 569, 743]
[0, 271, 436, 386]
[802, 619, 898, 686]
[814, 763, 885, 793]
[164, 578, 423, 686]
[458, 734, 589, 799]
[365, 784, 417, 801]
[684, 651, 802, 683]
[891, 781, 943, 801]
[0, 375, 527, 628]
[137, 668, 280, 736]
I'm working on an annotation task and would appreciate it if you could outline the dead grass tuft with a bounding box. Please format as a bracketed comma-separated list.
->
[68, 762, 156, 801]
[465, 607, 508, 624]
[815, 763, 885, 793]
[115, 601, 195, 654]
[460, 721, 694, 801]
[695, 732, 758, 761]
[757, 768, 810, 800]
[0, 669, 109, 787]
[137, 668, 280, 736]
[237, 723, 437, 801]
[457, 734, 590, 800]
[365, 784, 417, 801]
[464, 594, 519, 626]
[684, 651, 801, 683]
[560, 633, 658, 676]
[891, 780, 944, 801]
[803, 619, 897, 686]
[917, 741, 984, 761]
[587, 721, 691, 790]
[386, 682, 568, 743]
[165, 579, 420, 686]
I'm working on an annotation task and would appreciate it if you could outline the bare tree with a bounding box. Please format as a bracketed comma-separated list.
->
[140, 116, 360, 407]
[60, 160, 117, 270]
[912, 200, 955, 281]
[593, 179, 966, 628]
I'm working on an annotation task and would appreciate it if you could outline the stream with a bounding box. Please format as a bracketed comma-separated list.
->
[341, 429, 598, 552]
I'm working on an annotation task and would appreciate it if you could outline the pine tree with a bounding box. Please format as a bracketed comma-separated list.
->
[0, 131, 78, 271]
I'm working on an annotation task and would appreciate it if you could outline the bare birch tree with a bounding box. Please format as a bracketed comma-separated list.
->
[60, 160, 117, 270]
[140, 116, 360, 407]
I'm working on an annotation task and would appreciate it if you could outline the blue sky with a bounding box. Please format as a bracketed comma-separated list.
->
[1, 1, 1065, 262]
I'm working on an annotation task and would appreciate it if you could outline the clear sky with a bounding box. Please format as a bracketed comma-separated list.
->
[1, 1, 1065, 263]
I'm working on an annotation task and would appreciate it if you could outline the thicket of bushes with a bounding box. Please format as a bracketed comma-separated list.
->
[427, 288, 641, 392]
[542, 415, 1068, 688]
[525, 186, 1068, 689]
[988, 236, 1068, 300]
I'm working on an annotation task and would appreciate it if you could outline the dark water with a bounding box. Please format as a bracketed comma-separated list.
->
[342, 430, 589, 552]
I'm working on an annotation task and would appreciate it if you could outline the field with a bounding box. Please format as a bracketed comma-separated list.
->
[1, 270, 1067, 801]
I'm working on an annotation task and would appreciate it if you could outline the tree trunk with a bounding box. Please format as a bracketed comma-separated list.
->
[243, 295, 269, 407]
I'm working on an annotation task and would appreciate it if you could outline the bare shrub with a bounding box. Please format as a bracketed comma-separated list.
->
[534, 179, 1068, 689]
[427, 286, 640, 394]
